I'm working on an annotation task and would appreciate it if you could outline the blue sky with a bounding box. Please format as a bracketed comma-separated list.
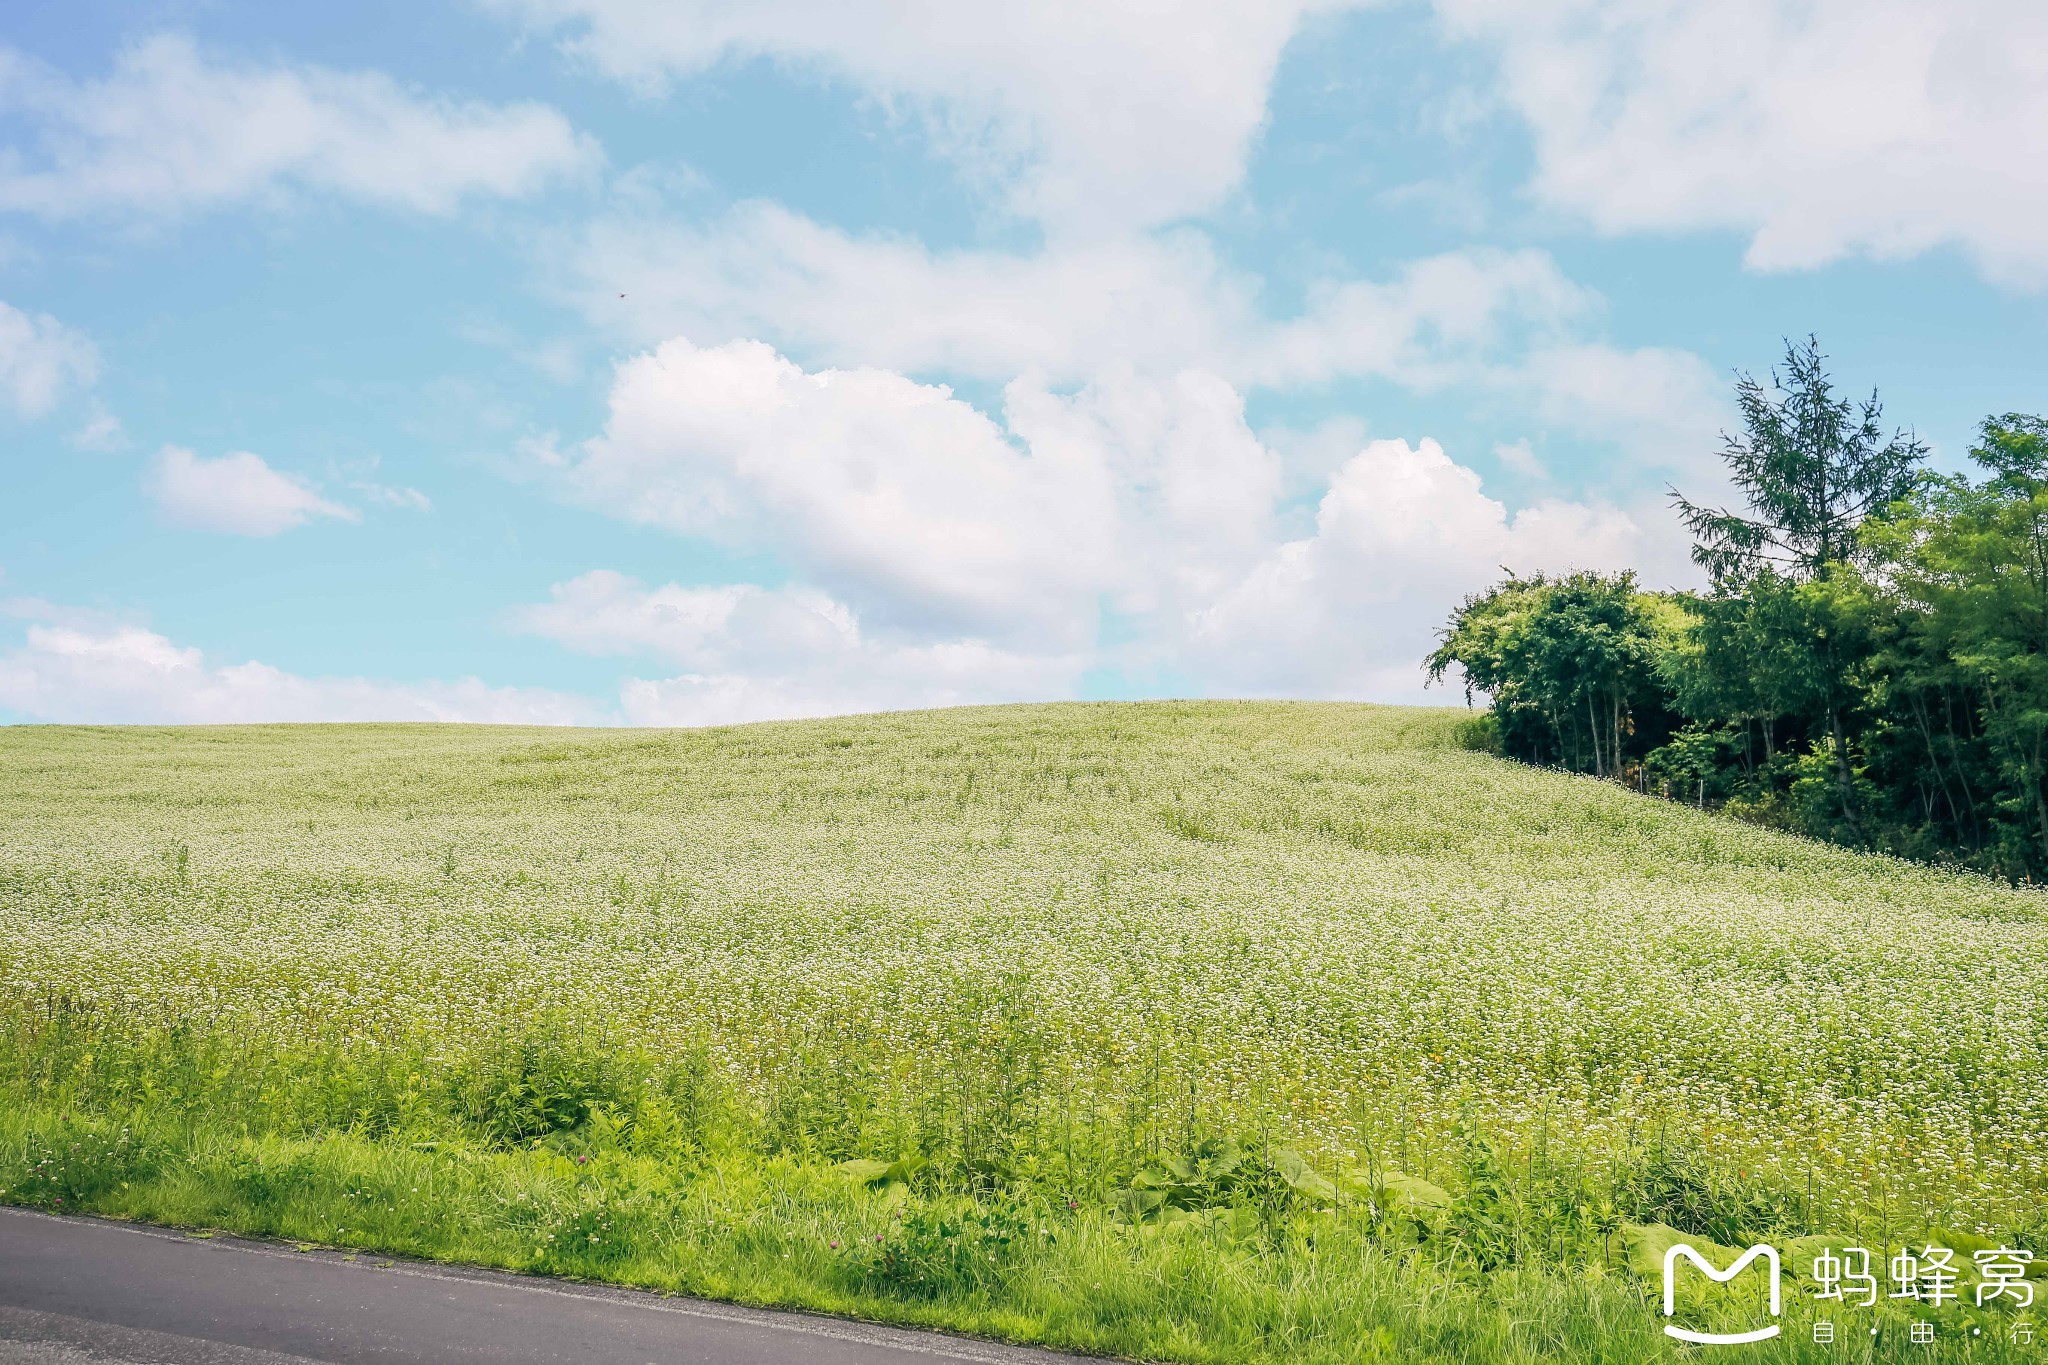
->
[2, 0, 2043, 724]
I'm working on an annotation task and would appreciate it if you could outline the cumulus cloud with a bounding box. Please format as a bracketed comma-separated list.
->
[615, 664, 1044, 727]
[1189, 438, 1643, 697]
[0, 35, 598, 220]
[559, 339, 1115, 639]
[569, 205, 1722, 486]
[554, 341, 1303, 641]
[483, 0, 1369, 232]
[148, 447, 356, 536]
[1514, 343, 1733, 484]
[518, 571, 1083, 726]
[1439, 0, 2048, 285]
[7, 340, 1665, 724]
[494, 0, 2048, 285]
[519, 572, 863, 668]
[1005, 365, 1282, 614]
[0, 612, 597, 725]
[0, 300, 98, 417]
[573, 201, 1593, 388]
[542, 339, 1649, 707]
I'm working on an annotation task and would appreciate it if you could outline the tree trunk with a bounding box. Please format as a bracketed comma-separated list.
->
[1949, 684, 1985, 847]
[1911, 692, 1966, 842]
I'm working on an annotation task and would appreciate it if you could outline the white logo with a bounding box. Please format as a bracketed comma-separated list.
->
[1663, 1243, 1782, 1345]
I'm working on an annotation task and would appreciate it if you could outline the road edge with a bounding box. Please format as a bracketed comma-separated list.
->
[0, 1205, 1112, 1365]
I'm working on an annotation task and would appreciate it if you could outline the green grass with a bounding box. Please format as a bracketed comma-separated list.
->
[3, 701, 2046, 1361]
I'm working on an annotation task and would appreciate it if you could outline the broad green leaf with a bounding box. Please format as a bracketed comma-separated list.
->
[1270, 1147, 1337, 1201]
[833, 1158, 893, 1184]
[1376, 1171, 1451, 1211]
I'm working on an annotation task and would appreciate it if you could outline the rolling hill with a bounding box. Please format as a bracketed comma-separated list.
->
[3, 702, 2042, 1361]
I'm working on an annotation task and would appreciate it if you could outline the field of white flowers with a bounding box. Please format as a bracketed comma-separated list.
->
[2, 701, 2044, 1359]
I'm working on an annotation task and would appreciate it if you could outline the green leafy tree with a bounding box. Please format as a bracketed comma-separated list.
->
[1667, 338, 1927, 835]
[1674, 335, 1927, 583]
[1428, 571, 1674, 777]
[1869, 415, 2048, 871]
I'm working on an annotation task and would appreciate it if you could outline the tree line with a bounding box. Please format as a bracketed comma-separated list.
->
[1429, 336, 2048, 881]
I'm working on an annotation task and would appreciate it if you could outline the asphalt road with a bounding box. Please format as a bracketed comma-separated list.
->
[0, 1208, 1095, 1365]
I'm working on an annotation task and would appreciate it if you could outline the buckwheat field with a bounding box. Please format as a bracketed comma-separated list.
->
[4, 702, 2044, 1361]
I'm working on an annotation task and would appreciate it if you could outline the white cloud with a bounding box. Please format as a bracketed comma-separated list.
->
[1188, 437, 1644, 698]
[0, 35, 598, 220]
[546, 338, 1653, 708]
[518, 570, 1082, 726]
[570, 203, 1729, 484]
[1513, 343, 1732, 484]
[1259, 416, 1374, 500]
[352, 482, 433, 511]
[1493, 438, 1545, 479]
[0, 613, 598, 725]
[0, 300, 97, 417]
[617, 661, 1064, 727]
[148, 446, 356, 536]
[558, 341, 1304, 641]
[73, 408, 126, 451]
[573, 200, 1593, 388]
[484, 0, 1369, 232]
[8, 335, 1668, 723]
[519, 572, 861, 668]
[1439, 0, 2048, 284]
[570, 209, 1736, 505]
[560, 339, 1119, 639]
[1006, 364, 1281, 614]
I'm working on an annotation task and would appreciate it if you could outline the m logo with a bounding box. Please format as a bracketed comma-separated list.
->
[1663, 1243, 1782, 1345]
